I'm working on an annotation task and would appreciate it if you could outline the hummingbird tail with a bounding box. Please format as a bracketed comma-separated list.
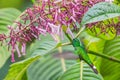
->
[89, 64, 98, 74]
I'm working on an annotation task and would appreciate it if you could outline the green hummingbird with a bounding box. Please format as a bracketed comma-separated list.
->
[72, 38, 98, 74]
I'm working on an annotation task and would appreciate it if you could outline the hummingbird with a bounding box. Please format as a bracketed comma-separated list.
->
[72, 38, 98, 74]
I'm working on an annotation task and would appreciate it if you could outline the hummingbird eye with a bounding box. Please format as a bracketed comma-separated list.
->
[72, 38, 80, 47]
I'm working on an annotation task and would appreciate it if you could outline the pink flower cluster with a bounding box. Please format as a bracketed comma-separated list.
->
[0, 0, 105, 62]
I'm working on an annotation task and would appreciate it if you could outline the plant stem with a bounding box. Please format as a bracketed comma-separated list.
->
[59, 46, 66, 72]
[56, 35, 66, 72]
[75, 25, 86, 38]
[88, 51, 120, 63]
[64, 32, 72, 42]
[61, 42, 71, 46]
[80, 60, 83, 80]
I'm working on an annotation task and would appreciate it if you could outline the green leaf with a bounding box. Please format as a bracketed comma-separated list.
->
[86, 26, 116, 40]
[100, 36, 120, 80]
[0, 46, 10, 68]
[27, 37, 76, 80]
[4, 55, 40, 80]
[58, 62, 103, 80]
[27, 55, 76, 80]
[0, 57, 12, 80]
[21, 71, 28, 80]
[81, 2, 120, 25]
[0, 8, 21, 34]
[80, 31, 105, 53]
[32, 41, 57, 56]
[26, 35, 58, 57]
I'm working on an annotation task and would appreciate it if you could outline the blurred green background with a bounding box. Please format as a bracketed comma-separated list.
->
[0, 0, 32, 11]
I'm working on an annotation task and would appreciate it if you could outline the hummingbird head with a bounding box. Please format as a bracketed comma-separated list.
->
[72, 38, 80, 47]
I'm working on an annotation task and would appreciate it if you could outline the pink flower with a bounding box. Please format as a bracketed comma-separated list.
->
[11, 49, 15, 62]
[15, 44, 21, 57]
[21, 43, 26, 55]
[66, 26, 74, 38]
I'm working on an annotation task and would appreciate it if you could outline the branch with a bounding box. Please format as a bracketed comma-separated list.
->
[88, 50, 120, 63]
[62, 42, 71, 46]
[64, 32, 72, 42]
[75, 25, 86, 38]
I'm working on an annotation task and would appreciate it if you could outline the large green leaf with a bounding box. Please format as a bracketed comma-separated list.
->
[27, 55, 76, 80]
[0, 8, 21, 34]
[31, 40, 57, 56]
[100, 36, 120, 80]
[81, 2, 120, 25]
[4, 55, 40, 80]
[0, 57, 12, 80]
[27, 36, 76, 80]
[26, 35, 58, 57]
[80, 31, 105, 53]
[59, 62, 103, 80]
[0, 46, 11, 68]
